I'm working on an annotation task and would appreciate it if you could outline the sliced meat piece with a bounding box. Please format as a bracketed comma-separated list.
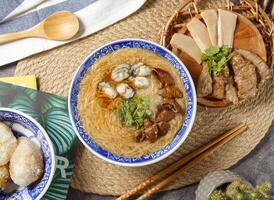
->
[225, 82, 239, 104]
[236, 49, 272, 83]
[144, 124, 158, 143]
[152, 68, 175, 87]
[211, 73, 225, 99]
[155, 109, 176, 122]
[197, 64, 213, 97]
[159, 86, 183, 99]
[230, 52, 258, 99]
[158, 99, 183, 113]
[157, 122, 170, 136]
[222, 65, 239, 104]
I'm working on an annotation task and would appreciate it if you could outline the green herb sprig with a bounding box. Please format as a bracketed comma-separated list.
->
[116, 95, 151, 128]
[201, 45, 231, 75]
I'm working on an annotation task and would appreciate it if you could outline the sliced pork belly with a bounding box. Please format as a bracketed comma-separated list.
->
[230, 52, 258, 99]
[197, 64, 213, 97]
[211, 74, 225, 99]
[187, 17, 212, 52]
[170, 33, 202, 64]
[223, 65, 239, 104]
[201, 9, 218, 46]
[236, 49, 272, 83]
[218, 9, 237, 48]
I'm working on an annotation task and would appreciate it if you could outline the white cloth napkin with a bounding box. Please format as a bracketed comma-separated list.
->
[0, 0, 146, 66]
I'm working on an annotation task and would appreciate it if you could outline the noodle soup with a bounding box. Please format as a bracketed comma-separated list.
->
[77, 48, 187, 158]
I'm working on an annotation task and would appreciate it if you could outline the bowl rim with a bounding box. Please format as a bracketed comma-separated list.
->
[68, 38, 197, 167]
[0, 107, 56, 200]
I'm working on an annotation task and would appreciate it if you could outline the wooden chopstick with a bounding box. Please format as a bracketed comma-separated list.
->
[117, 123, 247, 200]
[136, 124, 247, 200]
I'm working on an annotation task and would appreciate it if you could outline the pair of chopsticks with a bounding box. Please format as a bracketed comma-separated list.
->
[117, 122, 248, 200]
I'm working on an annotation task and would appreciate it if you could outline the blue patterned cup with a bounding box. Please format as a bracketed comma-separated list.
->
[0, 108, 55, 200]
[69, 39, 197, 167]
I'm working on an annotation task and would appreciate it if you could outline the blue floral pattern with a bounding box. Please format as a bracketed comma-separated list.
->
[0, 109, 55, 200]
[69, 39, 197, 166]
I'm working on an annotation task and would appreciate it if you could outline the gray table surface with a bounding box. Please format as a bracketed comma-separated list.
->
[0, 65, 273, 200]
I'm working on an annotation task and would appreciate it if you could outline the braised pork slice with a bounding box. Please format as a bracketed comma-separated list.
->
[159, 86, 183, 99]
[211, 73, 225, 99]
[152, 68, 175, 87]
[236, 49, 272, 84]
[230, 52, 258, 99]
[223, 65, 239, 104]
[197, 64, 213, 97]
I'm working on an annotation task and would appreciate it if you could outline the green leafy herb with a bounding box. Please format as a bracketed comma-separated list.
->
[201, 45, 231, 75]
[116, 95, 151, 128]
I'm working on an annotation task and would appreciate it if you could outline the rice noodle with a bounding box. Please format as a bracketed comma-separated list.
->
[78, 48, 187, 157]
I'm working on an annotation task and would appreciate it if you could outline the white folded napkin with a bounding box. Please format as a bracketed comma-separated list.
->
[0, 0, 146, 66]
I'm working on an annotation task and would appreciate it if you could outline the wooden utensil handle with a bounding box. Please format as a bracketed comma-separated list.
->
[0, 31, 29, 45]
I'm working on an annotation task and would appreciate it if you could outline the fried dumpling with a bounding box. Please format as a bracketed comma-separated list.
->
[9, 137, 44, 187]
[0, 122, 17, 166]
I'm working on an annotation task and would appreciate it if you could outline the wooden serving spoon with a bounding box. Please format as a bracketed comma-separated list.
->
[0, 11, 79, 44]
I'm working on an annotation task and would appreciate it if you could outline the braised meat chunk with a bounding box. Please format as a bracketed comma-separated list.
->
[230, 53, 258, 99]
[155, 109, 176, 122]
[152, 68, 175, 87]
[158, 99, 183, 113]
[159, 86, 183, 99]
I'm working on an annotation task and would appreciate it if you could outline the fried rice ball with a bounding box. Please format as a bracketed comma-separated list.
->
[10, 137, 44, 187]
[0, 122, 17, 166]
[0, 164, 11, 190]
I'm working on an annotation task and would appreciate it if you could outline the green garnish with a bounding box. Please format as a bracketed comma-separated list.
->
[201, 45, 231, 75]
[116, 95, 151, 128]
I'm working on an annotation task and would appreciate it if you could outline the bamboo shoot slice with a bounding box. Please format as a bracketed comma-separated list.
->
[187, 17, 212, 52]
[201, 9, 218, 46]
[170, 33, 202, 64]
[218, 9, 237, 48]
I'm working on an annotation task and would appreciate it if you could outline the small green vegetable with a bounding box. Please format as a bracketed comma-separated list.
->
[209, 181, 274, 200]
[116, 95, 151, 128]
[201, 45, 231, 75]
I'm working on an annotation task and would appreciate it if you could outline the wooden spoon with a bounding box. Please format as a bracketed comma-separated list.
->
[0, 11, 79, 44]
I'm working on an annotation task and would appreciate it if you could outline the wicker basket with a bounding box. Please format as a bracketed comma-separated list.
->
[160, 0, 273, 107]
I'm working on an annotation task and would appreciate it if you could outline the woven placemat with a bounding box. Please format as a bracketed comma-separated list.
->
[15, 0, 274, 196]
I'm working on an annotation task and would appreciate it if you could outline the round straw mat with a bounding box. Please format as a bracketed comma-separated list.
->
[15, 0, 274, 196]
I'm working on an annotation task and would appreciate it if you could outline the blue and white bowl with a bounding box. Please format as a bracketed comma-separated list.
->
[0, 108, 55, 200]
[69, 39, 197, 167]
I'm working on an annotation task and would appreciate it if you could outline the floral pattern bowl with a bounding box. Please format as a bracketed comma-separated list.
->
[0, 108, 55, 200]
[68, 39, 197, 167]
